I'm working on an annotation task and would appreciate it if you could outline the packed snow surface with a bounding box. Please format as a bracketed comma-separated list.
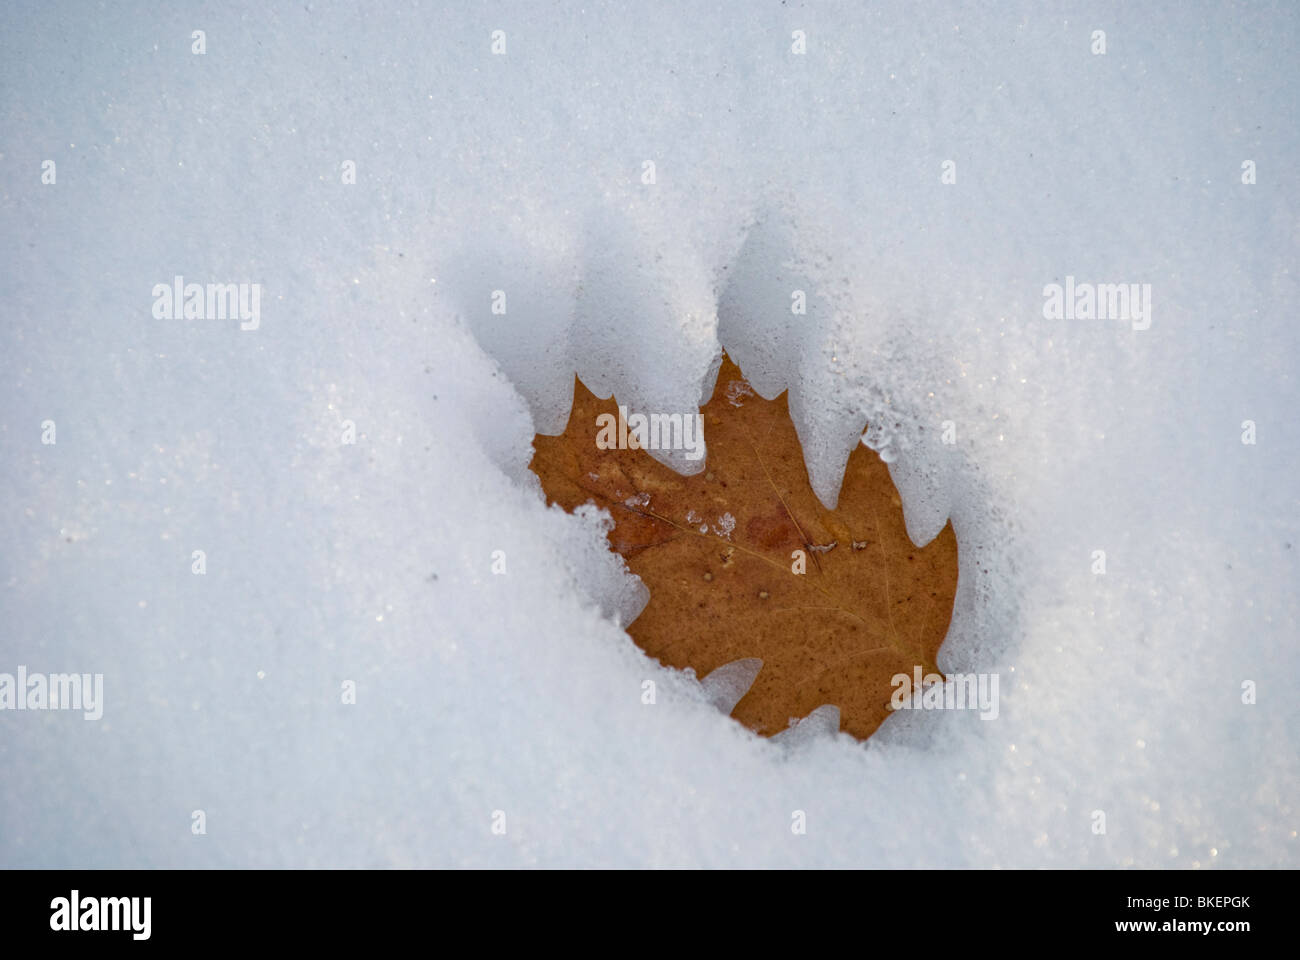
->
[1, 1, 1296, 867]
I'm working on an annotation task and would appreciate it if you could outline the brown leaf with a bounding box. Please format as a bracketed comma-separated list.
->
[529, 354, 959, 740]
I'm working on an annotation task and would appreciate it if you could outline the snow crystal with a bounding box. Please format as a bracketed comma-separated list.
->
[725, 380, 755, 407]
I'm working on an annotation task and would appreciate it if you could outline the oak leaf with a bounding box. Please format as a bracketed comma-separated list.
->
[530, 354, 959, 740]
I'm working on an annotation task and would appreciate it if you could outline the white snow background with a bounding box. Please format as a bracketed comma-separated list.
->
[1, 1, 1296, 867]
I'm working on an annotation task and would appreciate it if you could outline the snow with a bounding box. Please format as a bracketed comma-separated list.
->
[1, 1, 1296, 867]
